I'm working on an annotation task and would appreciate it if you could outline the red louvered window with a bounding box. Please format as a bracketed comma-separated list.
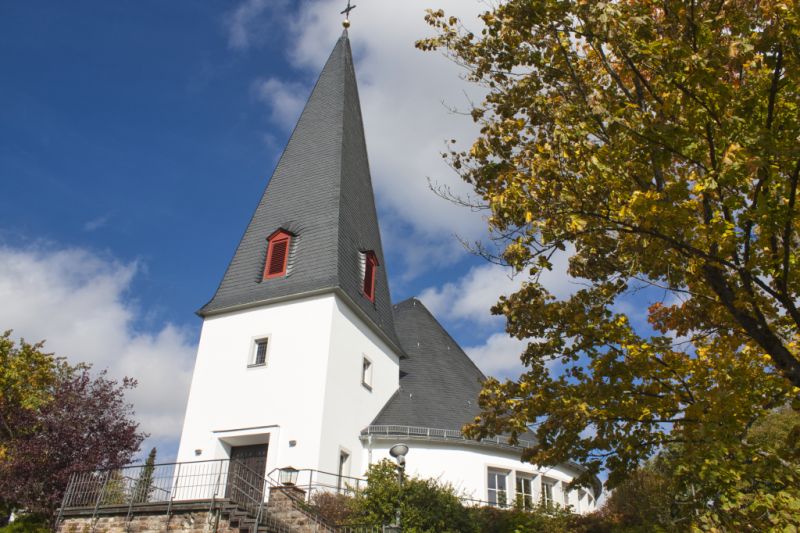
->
[363, 251, 378, 301]
[264, 230, 292, 279]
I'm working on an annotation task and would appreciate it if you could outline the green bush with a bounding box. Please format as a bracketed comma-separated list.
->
[466, 504, 587, 533]
[348, 460, 471, 532]
[339, 460, 600, 533]
[0, 514, 49, 533]
[310, 491, 353, 525]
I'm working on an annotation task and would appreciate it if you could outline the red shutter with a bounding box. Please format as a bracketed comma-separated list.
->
[264, 230, 291, 279]
[363, 252, 377, 301]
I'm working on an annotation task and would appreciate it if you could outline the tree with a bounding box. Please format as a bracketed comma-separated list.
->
[0, 334, 145, 516]
[0, 332, 57, 453]
[0, 332, 58, 524]
[132, 447, 157, 504]
[600, 405, 800, 530]
[601, 462, 682, 532]
[417, 0, 800, 527]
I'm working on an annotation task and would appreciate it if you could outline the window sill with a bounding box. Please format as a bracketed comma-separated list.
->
[361, 382, 372, 392]
[247, 363, 267, 369]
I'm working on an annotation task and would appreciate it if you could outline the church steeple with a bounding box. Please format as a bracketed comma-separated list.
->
[200, 32, 401, 352]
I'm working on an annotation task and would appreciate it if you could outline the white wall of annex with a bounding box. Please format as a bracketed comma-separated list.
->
[176, 294, 337, 476]
[365, 441, 595, 513]
[317, 295, 401, 478]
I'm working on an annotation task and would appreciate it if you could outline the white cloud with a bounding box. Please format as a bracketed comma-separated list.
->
[418, 246, 580, 326]
[83, 215, 109, 232]
[0, 244, 195, 454]
[419, 263, 520, 326]
[418, 246, 580, 378]
[465, 332, 528, 379]
[252, 77, 309, 130]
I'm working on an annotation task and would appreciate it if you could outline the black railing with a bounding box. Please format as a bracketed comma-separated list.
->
[265, 467, 368, 503]
[56, 459, 317, 532]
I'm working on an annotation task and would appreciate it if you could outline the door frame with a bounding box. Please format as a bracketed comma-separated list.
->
[214, 426, 279, 486]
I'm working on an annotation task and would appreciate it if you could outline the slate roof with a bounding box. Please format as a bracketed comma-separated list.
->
[370, 297, 540, 455]
[199, 31, 401, 352]
[371, 298, 490, 431]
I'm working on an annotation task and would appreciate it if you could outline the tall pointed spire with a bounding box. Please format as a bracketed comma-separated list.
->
[200, 32, 401, 352]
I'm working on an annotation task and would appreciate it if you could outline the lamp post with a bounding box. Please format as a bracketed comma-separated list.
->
[383, 443, 408, 533]
[278, 466, 299, 486]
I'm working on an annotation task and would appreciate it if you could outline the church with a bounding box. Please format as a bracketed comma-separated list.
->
[176, 30, 598, 514]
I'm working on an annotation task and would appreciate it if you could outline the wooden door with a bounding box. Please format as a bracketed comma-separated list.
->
[226, 444, 268, 505]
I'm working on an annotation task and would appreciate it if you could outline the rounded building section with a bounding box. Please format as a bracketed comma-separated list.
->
[360, 426, 599, 514]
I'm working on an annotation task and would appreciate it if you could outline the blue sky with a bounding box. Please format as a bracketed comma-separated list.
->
[0, 1, 605, 460]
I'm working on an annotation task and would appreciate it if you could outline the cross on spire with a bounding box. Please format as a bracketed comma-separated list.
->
[340, 0, 356, 28]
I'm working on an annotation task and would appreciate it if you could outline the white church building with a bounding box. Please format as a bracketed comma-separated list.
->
[176, 30, 598, 514]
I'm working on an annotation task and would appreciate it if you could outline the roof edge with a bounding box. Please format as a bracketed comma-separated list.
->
[197, 287, 407, 359]
[393, 297, 487, 379]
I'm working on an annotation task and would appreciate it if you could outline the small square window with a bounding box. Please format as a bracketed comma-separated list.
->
[361, 357, 373, 390]
[250, 338, 269, 367]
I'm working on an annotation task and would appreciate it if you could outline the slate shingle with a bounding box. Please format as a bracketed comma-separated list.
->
[199, 31, 401, 352]
[372, 298, 486, 430]
[373, 298, 538, 441]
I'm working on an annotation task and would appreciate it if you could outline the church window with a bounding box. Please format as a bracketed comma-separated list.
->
[250, 338, 269, 367]
[515, 474, 534, 510]
[264, 230, 292, 279]
[487, 469, 508, 507]
[542, 477, 556, 507]
[361, 357, 373, 390]
[337, 449, 351, 493]
[362, 251, 378, 301]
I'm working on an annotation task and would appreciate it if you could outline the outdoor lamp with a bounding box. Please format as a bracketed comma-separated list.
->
[389, 443, 409, 463]
[387, 444, 409, 532]
[279, 466, 299, 486]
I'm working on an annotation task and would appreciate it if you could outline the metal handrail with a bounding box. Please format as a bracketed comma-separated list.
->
[274, 467, 366, 485]
[221, 460, 339, 532]
[57, 459, 301, 532]
[361, 424, 537, 449]
[265, 467, 368, 504]
[61, 457, 579, 532]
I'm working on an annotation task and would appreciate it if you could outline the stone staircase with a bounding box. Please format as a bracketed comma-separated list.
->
[220, 487, 336, 533]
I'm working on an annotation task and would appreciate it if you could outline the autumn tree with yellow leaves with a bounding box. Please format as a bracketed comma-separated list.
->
[419, 0, 800, 528]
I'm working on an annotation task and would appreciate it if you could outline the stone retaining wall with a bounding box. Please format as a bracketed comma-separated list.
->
[57, 509, 235, 533]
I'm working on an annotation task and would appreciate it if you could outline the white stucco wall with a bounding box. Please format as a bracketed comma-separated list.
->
[176, 292, 402, 483]
[317, 296, 401, 477]
[364, 440, 596, 513]
[176, 294, 337, 475]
